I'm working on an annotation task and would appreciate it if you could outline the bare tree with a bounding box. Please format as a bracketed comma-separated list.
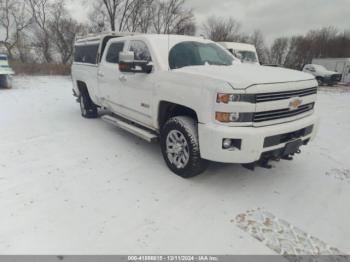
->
[269, 37, 289, 65]
[248, 30, 268, 64]
[0, 0, 31, 59]
[88, 0, 195, 35]
[280, 27, 350, 70]
[122, 0, 154, 33]
[88, 0, 136, 33]
[49, 0, 87, 64]
[152, 0, 195, 35]
[101, 0, 122, 31]
[28, 0, 53, 63]
[202, 16, 243, 42]
[88, 3, 108, 33]
[16, 32, 34, 62]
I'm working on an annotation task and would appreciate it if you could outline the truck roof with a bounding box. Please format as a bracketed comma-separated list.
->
[75, 32, 140, 44]
[313, 58, 350, 62]
[75, 32, 205, 45]
[217, 42, 257, 52]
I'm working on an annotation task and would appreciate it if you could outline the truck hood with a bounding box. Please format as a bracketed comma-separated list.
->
[175, 64, 315, 89]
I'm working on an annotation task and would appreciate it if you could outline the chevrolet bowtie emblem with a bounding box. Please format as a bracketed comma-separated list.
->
[289, 98, 303, 110]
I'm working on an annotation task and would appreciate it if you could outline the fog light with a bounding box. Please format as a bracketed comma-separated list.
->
[222, 139, 242, 150]
[223, 139, 232, 149]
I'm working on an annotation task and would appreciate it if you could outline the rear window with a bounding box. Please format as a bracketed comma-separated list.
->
[74, 44, 99, 64]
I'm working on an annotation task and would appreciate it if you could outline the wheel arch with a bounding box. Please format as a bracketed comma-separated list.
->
[76, 80, 89, 96]
[158, 101, 199, 130]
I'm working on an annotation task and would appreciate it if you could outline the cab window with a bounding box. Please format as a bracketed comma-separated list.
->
[74, 44, 99, 64]
[106, 42, 125, 64]
[129, 41, 152, 62]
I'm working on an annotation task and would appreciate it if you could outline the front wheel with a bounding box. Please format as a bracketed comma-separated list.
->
[161, 116, 208, 178]
[316, 77, 324, 86]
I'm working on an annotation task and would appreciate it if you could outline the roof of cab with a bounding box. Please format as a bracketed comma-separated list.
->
[75, 32, 140, 44]
[116, 33, 205, 42]
[75, 32, 206, 45]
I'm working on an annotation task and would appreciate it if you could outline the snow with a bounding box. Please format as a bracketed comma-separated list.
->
[0, 76, 349, 255]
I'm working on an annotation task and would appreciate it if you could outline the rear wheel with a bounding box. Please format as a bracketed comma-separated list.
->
[161, 116, 208, 178]
[79, 92, 98, 118]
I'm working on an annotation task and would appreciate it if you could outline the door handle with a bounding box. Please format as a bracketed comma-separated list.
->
[119, 75, 127, 82]
[98, 72, 104, 78]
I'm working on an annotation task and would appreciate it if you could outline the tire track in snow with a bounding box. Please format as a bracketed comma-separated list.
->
[233, 208, 349, 261]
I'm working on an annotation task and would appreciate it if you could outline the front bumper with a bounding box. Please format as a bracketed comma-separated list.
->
[198, 114, 319, 163]
[323, 74, 342, 85]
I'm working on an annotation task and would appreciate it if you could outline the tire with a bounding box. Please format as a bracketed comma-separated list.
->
[316, 77, 324, 86]
[5, 76, 12, 89]
[0, 75, 11, 89]
[161, 116, 208, 178]
[79, 91, 98, 119]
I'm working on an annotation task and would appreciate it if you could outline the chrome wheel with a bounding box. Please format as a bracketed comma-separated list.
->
[166, 130, 190, 169]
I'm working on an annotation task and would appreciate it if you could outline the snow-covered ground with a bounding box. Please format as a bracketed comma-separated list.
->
[0, 76, 349, 255]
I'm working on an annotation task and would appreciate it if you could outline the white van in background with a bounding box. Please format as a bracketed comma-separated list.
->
[218, 42, 260, 65]
[0, 54, 14, 89]
[312, 58, 350, 84]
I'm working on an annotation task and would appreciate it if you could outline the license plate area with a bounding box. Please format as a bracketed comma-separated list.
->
[283, 139, 303, 156]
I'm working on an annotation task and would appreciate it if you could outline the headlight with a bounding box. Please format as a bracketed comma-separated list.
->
[217, 93, 255, 103]
[216, 112, 253, 123]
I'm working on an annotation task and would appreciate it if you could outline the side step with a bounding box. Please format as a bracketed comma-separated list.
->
[101, 115, 158, 143]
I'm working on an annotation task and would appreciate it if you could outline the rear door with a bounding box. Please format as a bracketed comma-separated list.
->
[98, 41, 125, 112]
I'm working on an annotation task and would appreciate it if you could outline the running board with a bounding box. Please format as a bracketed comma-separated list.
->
[102, 115, 158, 143]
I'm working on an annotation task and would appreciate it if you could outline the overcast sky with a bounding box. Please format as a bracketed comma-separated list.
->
[66, 0, 350, 44]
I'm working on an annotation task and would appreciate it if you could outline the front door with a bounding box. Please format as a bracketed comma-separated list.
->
[118, 40, 155, 128]
[98, 41, 125, 112]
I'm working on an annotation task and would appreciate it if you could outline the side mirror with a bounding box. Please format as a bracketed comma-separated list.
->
[119, 51, 153, 74]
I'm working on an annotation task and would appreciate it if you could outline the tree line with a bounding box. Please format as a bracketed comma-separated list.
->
[202, 16, 350, 69]
[0, 0, 195, 64]
[1, 0, 349, 70]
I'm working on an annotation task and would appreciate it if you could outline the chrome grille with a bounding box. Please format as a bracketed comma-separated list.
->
[255, 87, 317, 103]
[253, 103, 315, 123]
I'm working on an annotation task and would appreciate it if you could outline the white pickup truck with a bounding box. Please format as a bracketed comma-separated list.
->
[71, 33, 319, 178]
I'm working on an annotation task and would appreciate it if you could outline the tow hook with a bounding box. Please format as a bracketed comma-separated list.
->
[242, 149, 302, 171]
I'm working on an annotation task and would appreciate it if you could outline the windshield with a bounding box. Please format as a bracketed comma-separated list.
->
[313, 65, 328, 71]
[233, 50, 258, 63]
[0, 56, 8, 61]
[169, 41, 234, 69]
